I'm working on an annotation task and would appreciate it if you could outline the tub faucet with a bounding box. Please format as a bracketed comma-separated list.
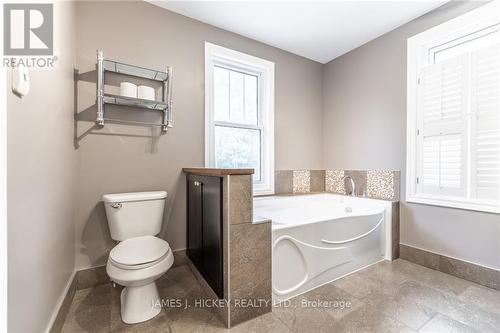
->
[342, 175, 356, 197]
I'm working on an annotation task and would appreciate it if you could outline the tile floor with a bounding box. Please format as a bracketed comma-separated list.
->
[61, 259, 500, 333]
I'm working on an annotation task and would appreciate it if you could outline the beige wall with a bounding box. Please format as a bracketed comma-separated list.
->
[7, 2, 77, 331]
[74, 1, 323, 269]
[322, 1, 500, 270]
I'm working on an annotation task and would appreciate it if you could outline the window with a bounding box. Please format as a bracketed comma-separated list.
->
[407, 1, 500, 213]
[205, 43, 275, 195]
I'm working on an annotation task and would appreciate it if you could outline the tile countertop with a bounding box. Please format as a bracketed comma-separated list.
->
[182, 167, 254, 176]
[257, 192, 400, 202]
[253, 214, 271, 224]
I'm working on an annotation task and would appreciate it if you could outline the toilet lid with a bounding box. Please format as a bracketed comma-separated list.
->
[110, 236, 170, 266]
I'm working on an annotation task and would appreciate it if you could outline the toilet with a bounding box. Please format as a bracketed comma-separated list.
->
[102, 191, 173, 324]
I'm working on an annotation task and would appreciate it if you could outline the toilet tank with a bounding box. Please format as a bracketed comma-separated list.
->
[102, 191, 167, 241]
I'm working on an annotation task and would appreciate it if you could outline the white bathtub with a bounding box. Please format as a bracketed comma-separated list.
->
[254, 193, 393, 303]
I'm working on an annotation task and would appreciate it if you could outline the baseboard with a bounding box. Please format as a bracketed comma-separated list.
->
[46, 271, 77, 333]
[74, 265, 109, 290]
[399, 244, 500, 290]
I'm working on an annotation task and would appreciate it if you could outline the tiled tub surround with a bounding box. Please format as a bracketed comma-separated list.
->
[276, 169, 400, 201]
[182, 169, 272, 328]
[274, 169, 400, 261]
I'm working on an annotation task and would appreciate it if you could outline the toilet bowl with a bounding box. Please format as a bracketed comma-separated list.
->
[106, 236, 174, 324]
[102, 191, 171, 324]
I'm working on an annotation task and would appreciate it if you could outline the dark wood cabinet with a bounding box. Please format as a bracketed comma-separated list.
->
[186, 174, 223, 298]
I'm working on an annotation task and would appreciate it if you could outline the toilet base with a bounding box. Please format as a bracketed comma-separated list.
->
[120, 282, 161, 324]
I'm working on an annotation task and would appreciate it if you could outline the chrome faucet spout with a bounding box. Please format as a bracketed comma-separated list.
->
[342, 175, 356, 197]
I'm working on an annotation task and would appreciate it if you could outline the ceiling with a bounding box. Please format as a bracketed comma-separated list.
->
[148, 1, 448, 63]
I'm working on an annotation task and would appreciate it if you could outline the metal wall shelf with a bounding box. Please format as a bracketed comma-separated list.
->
[103, 59, 168, 81]
[96, 50, 173, 132]
[103, 93, 167, 111]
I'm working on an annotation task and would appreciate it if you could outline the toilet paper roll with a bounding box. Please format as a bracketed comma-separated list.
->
[120, 82, 137, 98]
[137, 85, 155, 101]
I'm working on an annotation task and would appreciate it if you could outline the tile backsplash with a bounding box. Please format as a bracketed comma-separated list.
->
[325, 169, 345, 194]
[275, 170, 325, 194]
[275, 169, 400, 201]
[292, 170, 310, 194]
[367, 170, 397, 200]
[310, 170, 326, 193]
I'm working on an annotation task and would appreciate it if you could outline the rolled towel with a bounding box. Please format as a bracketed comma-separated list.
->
[120, 82, 137, 98]
[137, 85, 155, 101]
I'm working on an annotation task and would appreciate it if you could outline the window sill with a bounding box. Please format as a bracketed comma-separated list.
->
[406, 194, 500, 214]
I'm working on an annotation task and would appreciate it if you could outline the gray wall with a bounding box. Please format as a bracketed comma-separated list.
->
[7, 2, 77, 331]
[322, 1, 500, 270]
[74, 1, 324, 269]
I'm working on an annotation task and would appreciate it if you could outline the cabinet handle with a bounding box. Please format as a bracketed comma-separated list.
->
[194, 181, 201, 187]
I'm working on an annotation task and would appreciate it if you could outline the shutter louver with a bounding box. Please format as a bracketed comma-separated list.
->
[418, 56, 468, 196]
[471, 43, 500, 201]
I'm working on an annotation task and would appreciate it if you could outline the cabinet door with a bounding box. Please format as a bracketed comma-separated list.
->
[201, 176, 223, 298]
[187, 176, 203, 267]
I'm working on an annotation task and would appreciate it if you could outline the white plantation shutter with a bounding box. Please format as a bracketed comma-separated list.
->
[417, 55, 468, 196]
[471, 43, 500, 202]
[407, 1, 500, 212]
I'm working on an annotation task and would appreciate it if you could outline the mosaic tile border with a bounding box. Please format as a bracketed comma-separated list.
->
[367, 170, 395, 200]
[276, 169, 400, 201]
[325, 169, 345, 194]
[292, 170, 310, 193]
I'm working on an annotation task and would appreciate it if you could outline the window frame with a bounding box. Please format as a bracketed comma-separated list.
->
[205, 42, 275, 195]
[406, 1, 500, 214]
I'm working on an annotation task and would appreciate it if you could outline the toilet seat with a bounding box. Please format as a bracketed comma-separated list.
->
[110, 236, 170, 270]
